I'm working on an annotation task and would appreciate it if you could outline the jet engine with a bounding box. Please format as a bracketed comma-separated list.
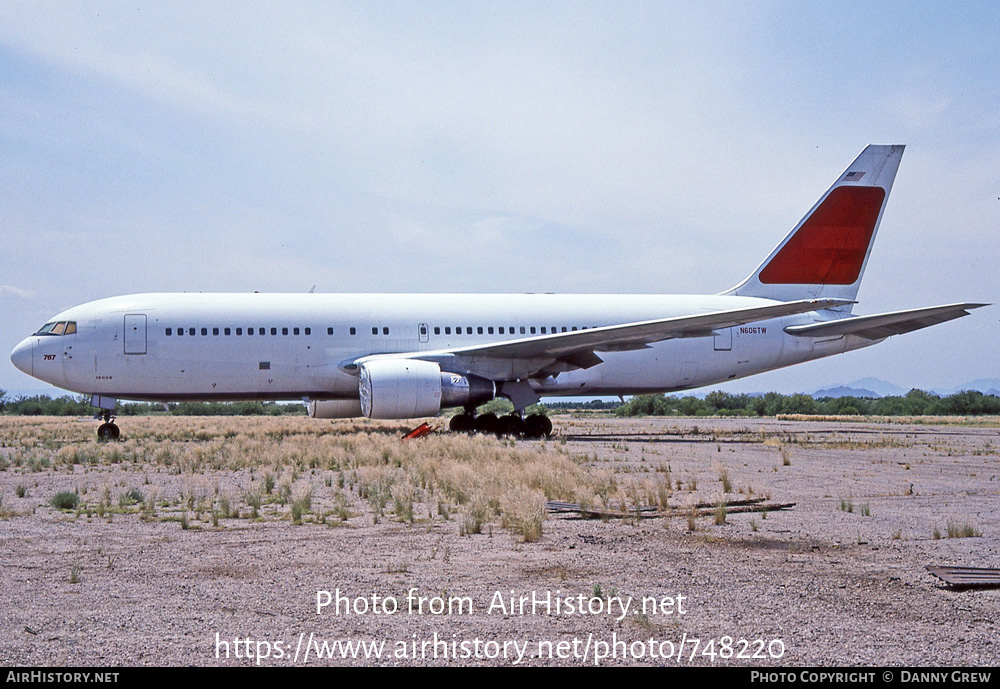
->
[358, 359, 495, 419]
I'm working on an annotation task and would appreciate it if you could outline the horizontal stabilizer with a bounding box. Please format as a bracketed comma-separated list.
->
[784, 303, 988, 340]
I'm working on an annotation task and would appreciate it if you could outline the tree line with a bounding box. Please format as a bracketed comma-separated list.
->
[1, 388, 997, 417]
[614, 389, 1000, 417]
[0, 393, 305, 416]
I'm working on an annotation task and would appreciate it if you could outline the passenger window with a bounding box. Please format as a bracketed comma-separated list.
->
[304, 327, 310, 335]
[445, 327, 451, 335]
[282, 327, 288, 335]
[477, 326, 483, 334]
[530, 327, 536, 334]
[247, 328, 254, 336]
[178, 329, 183, 336]
[189, 328, 196, 336]
[488, 326, 494, 334]
[166, 328, 172, 336]
[372, 327, 378, 335]
[293, 327, 299, 335]
[499, 327, 505, 334]
[466, 327, 472, 334]
[383, 327, 389, 335]
[350, 327, 356, 335]
[213, 327, 219, 336]
[328, 327, 334, 335]
[561, 327, 567, 332]
[420, 325, 427, 335]
[520, 326, 526, 334]
[271, 327, 277, 335]
[572, 326, 578, 331]
[225, 328, 231, 335]
[434, 327, 440, 335]
[236, 328, 242, 336]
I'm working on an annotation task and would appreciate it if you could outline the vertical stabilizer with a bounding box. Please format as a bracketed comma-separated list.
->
[725, 145, 904, 306]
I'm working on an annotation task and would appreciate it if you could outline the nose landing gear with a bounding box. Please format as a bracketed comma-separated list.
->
[97, 411, 120, 441]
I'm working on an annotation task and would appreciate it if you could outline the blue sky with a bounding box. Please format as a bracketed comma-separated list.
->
[1, 1, 997, 396]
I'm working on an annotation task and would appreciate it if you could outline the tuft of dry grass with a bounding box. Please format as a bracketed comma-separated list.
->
[946, 520, 980, 538]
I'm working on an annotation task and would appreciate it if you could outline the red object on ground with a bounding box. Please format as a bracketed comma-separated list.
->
[401, 423, 436, 441]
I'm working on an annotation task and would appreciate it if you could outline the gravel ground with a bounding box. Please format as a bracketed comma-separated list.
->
[1, 416, 998, 667]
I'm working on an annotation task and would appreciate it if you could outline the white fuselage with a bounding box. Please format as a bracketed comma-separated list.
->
[11, 292, 873, 403]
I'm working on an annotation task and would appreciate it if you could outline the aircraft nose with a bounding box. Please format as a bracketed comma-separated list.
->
[10, 338, 33, 377]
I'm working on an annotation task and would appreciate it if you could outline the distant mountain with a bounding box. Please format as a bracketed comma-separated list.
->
[812, 386, 879, 399]
[843, 378, 906, 398]
[932, 379, 1000, 397]
[807, 377, 1000, 399]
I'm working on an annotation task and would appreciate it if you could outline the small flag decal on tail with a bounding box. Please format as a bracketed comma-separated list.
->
[843, 171, 865, 181]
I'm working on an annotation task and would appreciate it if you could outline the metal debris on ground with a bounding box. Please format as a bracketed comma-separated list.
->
[926, 566, 1000, 590]
[401, 423, 437, 441]
[546, 497, 794, 520]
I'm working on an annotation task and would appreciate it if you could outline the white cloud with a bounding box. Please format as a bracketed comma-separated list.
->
[0, 285, 36, 299]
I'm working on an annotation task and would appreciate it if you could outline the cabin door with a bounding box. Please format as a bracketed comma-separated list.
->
[124, 314, 147, 355]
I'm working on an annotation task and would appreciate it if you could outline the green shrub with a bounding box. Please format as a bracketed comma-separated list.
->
[50, 491, 79, 510]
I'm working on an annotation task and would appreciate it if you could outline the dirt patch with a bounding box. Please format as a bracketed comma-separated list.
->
[1, 415, 997, 666]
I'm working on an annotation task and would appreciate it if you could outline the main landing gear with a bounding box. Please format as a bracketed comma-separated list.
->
[449, 409, 553, 439]
[97, 411, 121, 441]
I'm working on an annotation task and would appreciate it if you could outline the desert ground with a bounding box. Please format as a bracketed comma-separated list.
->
[1, 414, 998, 667]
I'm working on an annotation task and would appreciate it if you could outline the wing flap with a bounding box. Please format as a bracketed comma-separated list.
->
[784, 303, 988, 340]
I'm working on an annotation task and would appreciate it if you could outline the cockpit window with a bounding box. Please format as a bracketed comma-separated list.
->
[34, 321, 76, 336]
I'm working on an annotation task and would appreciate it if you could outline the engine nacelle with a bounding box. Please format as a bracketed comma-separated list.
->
[360, 359, 443, 419]
[307, 400, 364, 418]
[359, 359, 497, 419]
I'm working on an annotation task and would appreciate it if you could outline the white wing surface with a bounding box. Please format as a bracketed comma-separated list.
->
[350, 298, 853, 379]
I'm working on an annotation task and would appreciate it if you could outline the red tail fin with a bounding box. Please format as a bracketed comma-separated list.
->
[727, 145, 904, 305]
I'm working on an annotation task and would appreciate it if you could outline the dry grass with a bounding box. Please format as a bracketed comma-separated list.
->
[0, 416, 674, 541]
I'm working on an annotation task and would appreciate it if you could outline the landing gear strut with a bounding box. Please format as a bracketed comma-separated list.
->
[97, 411, 120, 441]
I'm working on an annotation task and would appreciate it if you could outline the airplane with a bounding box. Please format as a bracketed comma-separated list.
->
[9, 144, 987, 440]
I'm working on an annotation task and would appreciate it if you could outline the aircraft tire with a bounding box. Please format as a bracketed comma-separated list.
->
[97, 423, 119, 441]
[449, 413, 475, 433]
[473, 412, 500, 435]
[524, 414, 552, 439]
[498, 414, 524, 437]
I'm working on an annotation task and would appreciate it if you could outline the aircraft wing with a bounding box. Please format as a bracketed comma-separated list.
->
[783, 303, 988, 340]
[351, 298, 852, 379]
